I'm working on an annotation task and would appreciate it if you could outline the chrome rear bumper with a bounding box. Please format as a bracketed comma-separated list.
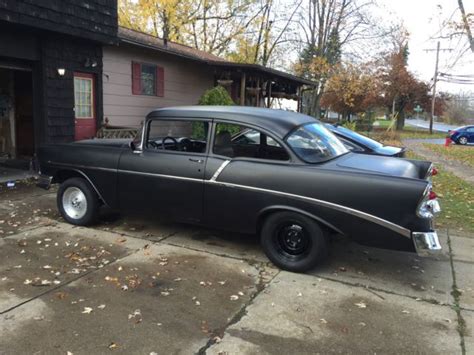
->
[412, 231, 442, 256]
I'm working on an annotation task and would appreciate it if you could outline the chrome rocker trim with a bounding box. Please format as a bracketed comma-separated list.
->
[412, 231, 442, 256]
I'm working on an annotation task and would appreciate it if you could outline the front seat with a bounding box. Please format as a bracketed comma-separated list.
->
[214, 131, 234, 157]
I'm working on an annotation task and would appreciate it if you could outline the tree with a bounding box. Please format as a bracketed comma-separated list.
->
[227, 0, 302, 66]
[321, 62, 379, 119]
[378, 44, 430, 130]
[119, 0, 258, 56]
[198, 86, 234, 105]
[457, 0, 474, 53]
[294, 0, 380, 117]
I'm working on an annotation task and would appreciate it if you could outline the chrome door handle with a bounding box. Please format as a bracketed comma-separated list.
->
[189, 158, 203, 163]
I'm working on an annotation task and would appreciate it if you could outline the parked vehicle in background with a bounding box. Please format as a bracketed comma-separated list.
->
[325, 124, 406, 157]
[449, 126, 474, 145]
[37, 106, 441, 272]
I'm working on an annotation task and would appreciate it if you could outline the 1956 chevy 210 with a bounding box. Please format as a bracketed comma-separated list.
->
[37, 106, 441, 272]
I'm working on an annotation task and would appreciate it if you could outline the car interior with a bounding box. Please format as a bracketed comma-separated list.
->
[214, 125, 289, 161]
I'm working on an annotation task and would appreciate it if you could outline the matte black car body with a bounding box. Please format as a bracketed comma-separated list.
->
[326, 123, 406, 157]
[37, 106, 441, 271]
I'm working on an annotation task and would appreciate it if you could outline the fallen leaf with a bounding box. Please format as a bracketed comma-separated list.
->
[402, 310, 410, 314]
[354, 301, 367, 309]
[98, 304, 106, 310]
[108, 342, 118, 350]
[230, 295, 239, 301]
[82, 307, 93, 314]
[320, 318, 328, 324]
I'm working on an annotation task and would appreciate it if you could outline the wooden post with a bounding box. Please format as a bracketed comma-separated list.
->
[240, 73, 246, 106]
[256, 78, 260, 107]
[267, 80, 272, 108]
[297, 87, 301, 113]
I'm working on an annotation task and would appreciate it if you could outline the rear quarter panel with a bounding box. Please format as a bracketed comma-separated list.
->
[38, 144, 122, 207]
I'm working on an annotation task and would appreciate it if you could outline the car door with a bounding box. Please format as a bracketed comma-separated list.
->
[467, 127, 474, 143]
[118, 118, 210, 223]
[204, 121, 291, 233]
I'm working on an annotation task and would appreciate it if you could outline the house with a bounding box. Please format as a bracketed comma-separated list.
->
[102, 27, 314, 133]
[0, 0, 117, 160]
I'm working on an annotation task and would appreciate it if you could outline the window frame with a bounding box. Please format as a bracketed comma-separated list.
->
[144, 117, 212, 157]
[210, 120, 292, 163]
[131, 61, 164, 97]
[73, 72, 95, 119]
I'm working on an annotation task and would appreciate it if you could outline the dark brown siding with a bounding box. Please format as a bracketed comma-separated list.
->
[0, 0, 117, 44]
[41, 34, 103, 144]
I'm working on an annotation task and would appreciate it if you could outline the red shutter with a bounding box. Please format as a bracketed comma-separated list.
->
[156, 66, 164, 97]
[132, 62, 141, 95]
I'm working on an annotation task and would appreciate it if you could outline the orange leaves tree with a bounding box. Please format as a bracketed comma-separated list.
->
[320, 62, 380, 120]
[377, 45, 430, 130]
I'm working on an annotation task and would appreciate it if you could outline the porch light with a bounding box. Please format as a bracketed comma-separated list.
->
[57, 68, 66, 76]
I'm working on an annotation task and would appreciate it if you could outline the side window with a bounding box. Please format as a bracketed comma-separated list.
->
[466, 127, 474, 132]
[213, 123, 289, 161]
[147, 120, 208, 153]
[132, 62, 165, 97]
[339, 138, 364, 152]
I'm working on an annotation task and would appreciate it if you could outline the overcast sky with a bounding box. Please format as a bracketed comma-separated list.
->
[375, 0, 473, 94]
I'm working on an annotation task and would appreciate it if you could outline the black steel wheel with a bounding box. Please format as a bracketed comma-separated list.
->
[57, 177, 99, 226]
[261, 211, 327, 272]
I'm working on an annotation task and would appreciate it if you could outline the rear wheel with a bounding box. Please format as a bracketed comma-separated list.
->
[458, 136, 468, 145]
[260, 212, 327, 272]
[57, 177, 99, 226]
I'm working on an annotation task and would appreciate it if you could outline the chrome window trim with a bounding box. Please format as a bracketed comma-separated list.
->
[210, 160, 231, 181]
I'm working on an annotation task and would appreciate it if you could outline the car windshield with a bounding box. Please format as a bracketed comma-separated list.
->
[335, 126, 383, 150]
[286, 123, 348, 163]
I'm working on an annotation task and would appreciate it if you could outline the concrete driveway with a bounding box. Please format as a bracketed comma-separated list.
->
[0, 184, 472, 354]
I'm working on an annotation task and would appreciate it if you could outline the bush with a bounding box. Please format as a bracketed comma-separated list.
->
[198, 85, 234, 106]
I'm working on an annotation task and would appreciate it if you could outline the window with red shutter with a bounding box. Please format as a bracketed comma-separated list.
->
[156, 66, 164, 97]
[131, 62, 142, 95]
[132, 62, 164, 97]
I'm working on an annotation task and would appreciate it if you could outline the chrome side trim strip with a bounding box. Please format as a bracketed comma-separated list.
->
[49, 160, 410, 238]
[48, 161, 117, 173]
[210, 160, 231, 182]
[208, 180, 412, 238]
[117, 169, 203, 183]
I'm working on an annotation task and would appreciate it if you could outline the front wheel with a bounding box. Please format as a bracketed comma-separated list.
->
[57, 177, 99, 226]
[458, 136, 468, 145]
[260, 212, 327, 272]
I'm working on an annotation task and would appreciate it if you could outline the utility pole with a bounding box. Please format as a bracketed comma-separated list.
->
[424, 42, 452, 134]
[430, 41, 440, 134]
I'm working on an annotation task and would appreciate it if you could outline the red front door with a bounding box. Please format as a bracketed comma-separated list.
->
[74, 72, 96, 140]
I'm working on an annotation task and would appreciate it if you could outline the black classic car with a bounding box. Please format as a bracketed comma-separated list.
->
[37, 106, 441, 272]
[325, 123, 406, 157]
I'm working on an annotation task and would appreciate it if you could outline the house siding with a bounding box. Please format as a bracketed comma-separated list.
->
[103, 45, 215, 128]
[0, 0, 117, 44]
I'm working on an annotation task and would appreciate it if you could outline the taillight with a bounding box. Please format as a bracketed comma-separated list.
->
[417, 185, 441, 218]
[431, 167, 438, 176]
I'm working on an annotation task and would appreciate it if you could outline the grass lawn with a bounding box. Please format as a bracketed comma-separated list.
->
[406, 151, 474, 234]
[358, 125, 446, 142]
[422, 143, 474, 168]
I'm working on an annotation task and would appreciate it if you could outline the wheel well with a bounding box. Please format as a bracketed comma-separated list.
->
[53, 169, 105, 205]
[256, 208, 339, 236]
[53, 169, 85, 184]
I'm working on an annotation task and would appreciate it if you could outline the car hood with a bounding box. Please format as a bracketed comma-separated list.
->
[373, 145, 404, 156]
[333, 153, 420, 179]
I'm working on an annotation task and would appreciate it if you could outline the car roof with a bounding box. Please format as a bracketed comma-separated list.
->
[147, 106, 317, 138]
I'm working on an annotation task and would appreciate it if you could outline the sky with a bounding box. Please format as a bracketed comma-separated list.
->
[375, 0, 473, 95]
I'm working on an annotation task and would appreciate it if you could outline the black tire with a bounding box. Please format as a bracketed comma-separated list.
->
[260, 211, 327, 272]
[458, 136, 468, 145]
[57, 177, 99, 226]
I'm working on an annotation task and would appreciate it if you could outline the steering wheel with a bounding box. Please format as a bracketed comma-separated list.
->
[180, 138, 192, 152]
[162, 136, 179, 150]
[148, 140, 160, 149]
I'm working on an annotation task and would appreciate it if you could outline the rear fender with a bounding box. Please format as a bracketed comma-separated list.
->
[257, 205, 344, 235]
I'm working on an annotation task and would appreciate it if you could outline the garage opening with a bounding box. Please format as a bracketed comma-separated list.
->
[0, 67, 34, 162]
